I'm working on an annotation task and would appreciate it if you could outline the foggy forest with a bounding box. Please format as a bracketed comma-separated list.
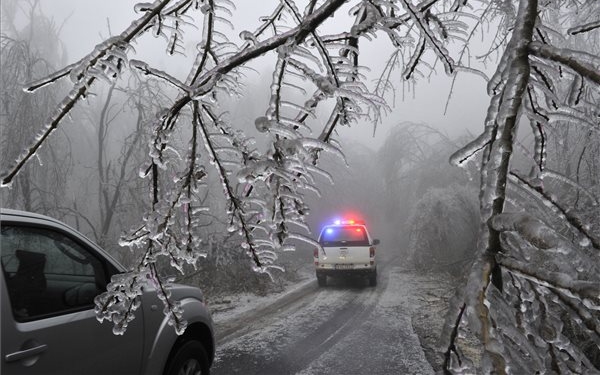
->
[1, 0, 599, 373]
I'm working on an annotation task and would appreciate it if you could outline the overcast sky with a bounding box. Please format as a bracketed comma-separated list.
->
[34, 0, 490, 148]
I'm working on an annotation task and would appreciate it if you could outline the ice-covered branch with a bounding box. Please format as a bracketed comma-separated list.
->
[529, 42, 600, 85]
[384, 0, 441, 29]
[185, 0, 216, 85]
[509, 171, 600, 250]
[478, 0, 537, 241]
[442, 302, 467, 373]
[448, 126, 493, 166]
[404, 36, 426, 80]
[541, 169, 599, 206]
[450, 0, 539, 372]
[523, 86, 548, 172]
[489, 212, 570, 250]
[5, 0, 349, 189]
[554, 290, 600, 339]
[568, 19, 600, 35]
[23, 62, 78, 93]
[282, 0, 347, 112]
[398, 0, 454, 75]
[496, 255, 600, 302]
[2, 79, 92, 186]
[245, 3, 285, 48]
[2, 0, 179, 186]
[194, 103, 262, 268]
[187, 0, 348, 99]
[130, 59, 190, 92]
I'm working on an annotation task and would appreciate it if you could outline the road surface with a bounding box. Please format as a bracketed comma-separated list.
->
[211, 261, 436, 375]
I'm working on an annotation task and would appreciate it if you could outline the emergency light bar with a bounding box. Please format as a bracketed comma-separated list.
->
[332, 218, 365, 225]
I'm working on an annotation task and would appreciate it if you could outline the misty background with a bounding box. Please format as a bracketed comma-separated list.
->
[0, 0, 503, 293]
[0, 0, 531, 290]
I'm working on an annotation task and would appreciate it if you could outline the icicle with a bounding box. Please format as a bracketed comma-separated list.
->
[239, 30, 258, 45]
[541, 170, 598, 206]
[134, 2, 157, 13]
[567, 74, 584, 107]
[255, 116, 270, 133]
[398, 0, 454, 75]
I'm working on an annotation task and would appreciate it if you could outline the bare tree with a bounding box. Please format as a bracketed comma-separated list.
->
[79, 77, 172, 252]
[0, 1, 71, 217]
[1, 0, 598, 371]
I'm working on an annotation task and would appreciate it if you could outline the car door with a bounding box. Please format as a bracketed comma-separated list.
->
[1, 223, 144, 375]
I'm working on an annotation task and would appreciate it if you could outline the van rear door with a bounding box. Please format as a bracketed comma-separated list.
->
[319, 225, 371, 266]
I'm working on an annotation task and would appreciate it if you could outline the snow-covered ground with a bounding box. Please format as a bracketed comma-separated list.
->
[209, 276, 316, 327]
[207, 263, 458, 374]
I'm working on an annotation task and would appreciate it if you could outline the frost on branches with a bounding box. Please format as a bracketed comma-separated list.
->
[446, 0, 600, 373]
[1, 0, 599, 372]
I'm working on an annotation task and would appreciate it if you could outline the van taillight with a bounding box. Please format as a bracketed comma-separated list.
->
[369, 246, 375, 258]
[314, 248, 319, 266]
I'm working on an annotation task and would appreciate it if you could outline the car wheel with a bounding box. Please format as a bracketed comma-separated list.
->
[369, 272, 377, 287]
[317, 274, 327, 287]
[164, 340, 210, 375]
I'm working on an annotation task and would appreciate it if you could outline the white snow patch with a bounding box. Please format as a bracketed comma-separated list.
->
[209, 276, 315, 324]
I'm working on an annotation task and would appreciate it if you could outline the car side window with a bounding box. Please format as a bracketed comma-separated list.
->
[1, 225, 107, 322]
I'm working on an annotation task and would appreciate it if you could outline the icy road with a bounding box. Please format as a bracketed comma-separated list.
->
[211, 262, 437, 374]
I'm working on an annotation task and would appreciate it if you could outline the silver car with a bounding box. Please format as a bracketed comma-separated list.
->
[1, 209, 214, 375]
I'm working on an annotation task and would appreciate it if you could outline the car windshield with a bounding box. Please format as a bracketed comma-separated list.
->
[319, 225, 369, 247]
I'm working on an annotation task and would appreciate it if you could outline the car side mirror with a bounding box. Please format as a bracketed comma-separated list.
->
[372, 239, 380, 246]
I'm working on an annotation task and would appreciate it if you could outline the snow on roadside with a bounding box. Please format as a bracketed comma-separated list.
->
[207, 262, 458, 372]
[407, 271, 460, 372]
[208, 271, 315, 324]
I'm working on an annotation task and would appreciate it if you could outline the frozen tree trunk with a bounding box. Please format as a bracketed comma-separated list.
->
[451, 0, 538, 372]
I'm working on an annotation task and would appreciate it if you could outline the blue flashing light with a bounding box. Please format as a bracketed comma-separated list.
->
[326, 228, 334, 235]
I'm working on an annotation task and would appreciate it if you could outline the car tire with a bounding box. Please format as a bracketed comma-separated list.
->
[369, 272, 377, 287]
[164, 340, 210, 375]
[317, 274, 327, 287]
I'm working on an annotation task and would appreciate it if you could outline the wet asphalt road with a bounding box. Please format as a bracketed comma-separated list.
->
[211, 261, 434, 375]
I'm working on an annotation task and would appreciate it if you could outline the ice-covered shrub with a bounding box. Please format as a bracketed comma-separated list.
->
[408, 184, 479, 275]
[176, 232, 296, 297]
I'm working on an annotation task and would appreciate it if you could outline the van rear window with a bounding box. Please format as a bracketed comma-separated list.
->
[319, 225, 369, 246]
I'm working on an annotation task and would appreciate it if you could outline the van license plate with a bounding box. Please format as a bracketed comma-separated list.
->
[335, 264, 353, 270]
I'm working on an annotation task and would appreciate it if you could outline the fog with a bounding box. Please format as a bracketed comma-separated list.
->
[2, 0, 489, 274]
